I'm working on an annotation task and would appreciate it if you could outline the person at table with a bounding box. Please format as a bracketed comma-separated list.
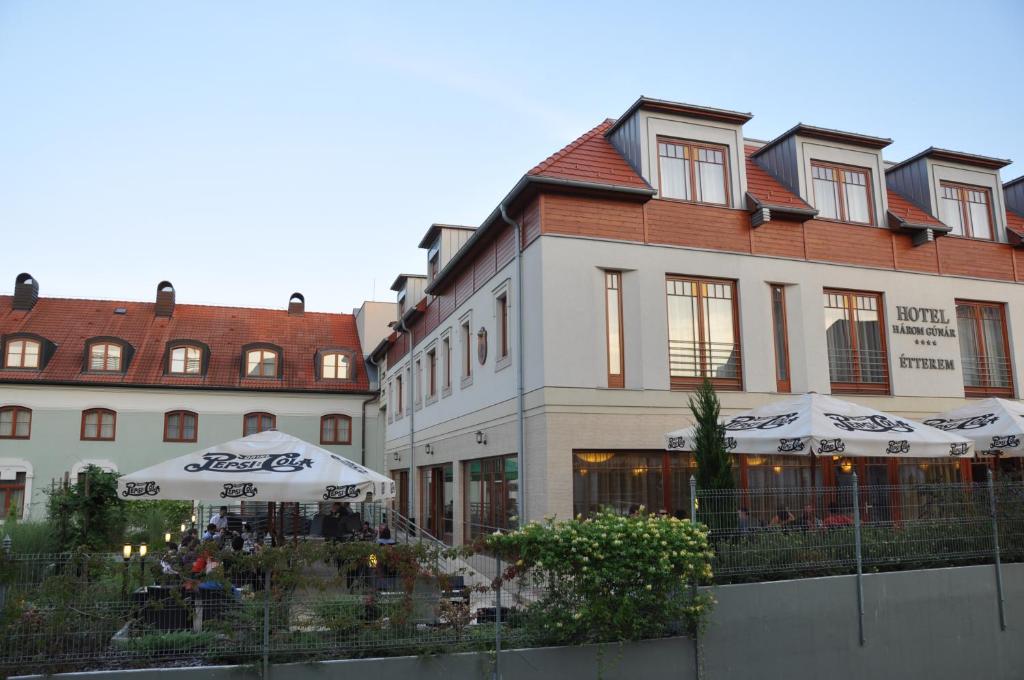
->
[796, 503, 822, 530]
[736, 506, 752, 534]
[770, 507, 795, 528]
[359, 521, 375, 540]
[211, 506, 230, 532]
[824, 503, 854, 527]
[329, 502, 352, 518]
[377, 521, 392, 540]
[202, 523, 218, 542]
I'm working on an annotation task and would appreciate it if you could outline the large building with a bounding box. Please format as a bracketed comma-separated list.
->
[0, 274, 395, 518]
[376, 96, 1024, 546]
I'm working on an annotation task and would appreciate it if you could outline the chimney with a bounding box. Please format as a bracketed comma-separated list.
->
[12, 273, 39, 311]
[155, 281, 175, 317]
[288, 292, 305, 316]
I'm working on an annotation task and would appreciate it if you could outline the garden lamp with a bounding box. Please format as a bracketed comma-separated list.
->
[180, 523, 186, 533]
[164, 532, 172, 544]
[139, 544, 147, 558]
[122, 544, 132, 561]
[139, 544, 147, 581]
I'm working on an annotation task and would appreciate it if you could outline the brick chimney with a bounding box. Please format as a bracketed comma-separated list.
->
[12, 273, 39, 311]
[155, 281, 175, 317]
[288, 292, 305, 316]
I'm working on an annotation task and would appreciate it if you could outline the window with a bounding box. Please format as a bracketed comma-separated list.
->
[164, 410, 198, 442]
[573, 451, 697, 519]
[421, 463, 454, 544]
[666, 276, 742, 390]
[657, 138, 728, 205]
[770, 284, 791, 392]
[169, 345, 203, 375]
[395, 373, 404, 416]
[811, 162, 872, 224]
[605, 271, 624, 388]
[442, 334, 452, 393]
[957, 301, 1013, 397]
[0, 406, 31, 439]
[414, 357, 422, 408]
[461, 319, 472, 382]
[824, 290, 889, 393]
[939, 182, 994, 240]
[89, 342, 123, 372]
[496, 292, 510, 361]
[320, 414, 352, 445]
[243, 412, 276, 436]
[0, 472, 26, 519]
[321, 352, 351, 380]
[81, 408, 116, 441]
[426, 349, 437, 399]
[429, 252, 440, 282]
[5, 338, 40, 369]
[246, 348, 279, 378]
[464, 454, 518, 543]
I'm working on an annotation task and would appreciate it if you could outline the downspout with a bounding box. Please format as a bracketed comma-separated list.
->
[499, 204, 526, 528]
[361, 354, 382, 467]
[396, 317, 416, 527]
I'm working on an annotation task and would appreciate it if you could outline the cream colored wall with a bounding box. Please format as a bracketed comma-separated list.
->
[793, 137, 889, 223]
[925, 159, 1009, 242]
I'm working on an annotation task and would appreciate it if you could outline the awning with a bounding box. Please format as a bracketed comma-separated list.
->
[923, 398, 1024, 457]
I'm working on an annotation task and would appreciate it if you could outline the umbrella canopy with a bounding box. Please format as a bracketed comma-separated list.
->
[117, 430, 395, 503]
[923, 398, 1024, 457]
[665, 392, 973, 459]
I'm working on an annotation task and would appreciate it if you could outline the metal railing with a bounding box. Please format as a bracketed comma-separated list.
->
[668, 340, 741, 380]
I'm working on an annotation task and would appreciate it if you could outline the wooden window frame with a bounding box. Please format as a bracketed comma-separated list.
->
[4, 338, 42, 369]
[80, 408, 116, 441]
[656, 137, 731, 206]
[604, 271, 625, 388]
[245, 348, 279, 379]
[956, 299, 1014, 398]
[497, 293, 510, 360]
[665, 275, 743, 391]
[168, 344, 204, 376]
[441, 334, 452, 394]
[319, 350, 353, 381]
[164, 410, 198, 443]
[426, 348, 437, 399]
[939, 181, 996, 241]
[0, 471, 27, 520]
[243, 412, 276, 436]
[320, 414, 353, 445]
[463, 454, 518, 544]
[460, 319, 473, 384]
[395, 373, 404, 416]
[770, 284, 792, 393]
[824, 289, 890, 395]
[88, 342, 124, 373]
[0, 406, 32, 440]
[810, 160, 875, 225]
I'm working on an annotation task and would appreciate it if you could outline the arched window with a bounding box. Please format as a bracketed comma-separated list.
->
[164, 410, 198, 442]
[81, 408, 116, 441]
[88, 341, 124, 372]
[320, 352, 351, 380]
[320, 414, 352, 445]
[5, 338, 41, 369]
[169, 345, 204, 375]
[245, 348, 279, 378]
[243, 412, 276, 436]
[0, 406, 32, 439]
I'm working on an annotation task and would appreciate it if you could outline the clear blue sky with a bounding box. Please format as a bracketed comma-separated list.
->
[2, 1, 1021, 313]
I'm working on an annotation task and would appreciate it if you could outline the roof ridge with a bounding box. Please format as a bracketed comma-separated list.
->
[528, 120, 613, 176]
[0, 294, 354, 318]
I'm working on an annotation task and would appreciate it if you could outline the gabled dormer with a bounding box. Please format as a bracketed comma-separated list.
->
[418, 224, 476, 285]
[390, 274, 427, 320]
[887, 147, 1012, 242]
[754, 124, 892, 227]
[606, 96, 752, 210]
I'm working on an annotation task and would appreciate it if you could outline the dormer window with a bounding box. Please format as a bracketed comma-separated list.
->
[245, 348, 279, 378]
[169, 345, 203, 375]
[320, 351, 351, 380]
[939, 182, 993, 240]
[5, 338, 40, 369]
[89, 342, 123, 372]
[657, 138, 728, 205]
[811, 162, 872, 224]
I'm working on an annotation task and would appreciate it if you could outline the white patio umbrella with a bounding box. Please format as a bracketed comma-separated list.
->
[117, 430, 395, 503]
[923, 398, 1024, 457]
[665, 392, 974, 459]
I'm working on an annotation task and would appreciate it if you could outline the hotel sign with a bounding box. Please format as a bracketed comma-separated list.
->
[891, 305, 957, 371]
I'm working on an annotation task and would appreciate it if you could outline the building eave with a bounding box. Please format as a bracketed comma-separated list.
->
[888, 147, 1012, 174]
[605, 96, 753, 138]
[417, 223, 477, 250]
[754, 123, 892, 158]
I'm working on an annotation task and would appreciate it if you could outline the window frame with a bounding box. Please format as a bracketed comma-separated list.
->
[318, 349, 355, 381]
[955, 299, 1014, 398]
[395, 372, 404, 417]
[80, 408, 117, 441]
[809, 160, 875, 225]
[823, 288, 890, 395]
[320, 414, 353, 445]
[656, 136, 731, 206]
[665, 275, 743, 391]
[243, 412, 276, 436]
[604, 270, 625, 388]
[4, 337, 42, 370]
[168, 344, 204, 376]
[87, 341, 125, 373]
[460, 314, 473, 387]
[441, 331, 452, 397]
[0, 406, 32, 440]
[0, 471, 27, 520]
[770, 284, 792, 393]
[426, 347, 437, 400]
[939, 181, 996, 240]
[163, 410, 199, 443]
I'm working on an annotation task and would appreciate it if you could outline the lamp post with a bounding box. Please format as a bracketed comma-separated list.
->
[139, 544, 148, 582]
[122, 544, 132, 596]
[164, 532, 172, 545]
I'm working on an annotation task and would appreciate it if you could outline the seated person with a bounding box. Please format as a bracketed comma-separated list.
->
[377, 522, 392, 540]
[329, 502, 352, 518]
[770, 507, 796, 528]
[824, 504, 854, 527]
[201, 523, 218, 542]
[796, 504, 822, 529]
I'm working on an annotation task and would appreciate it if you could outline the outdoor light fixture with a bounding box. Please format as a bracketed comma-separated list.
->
[164, 532, 171, 544]
[367, 553, 378, 568]
[122, 544, 132, 561]
[425, 443, 434, 456]
[180, 523, 186, 533]
[575, 452, 614, 464]
[773, 465, 783, 474]
[393, 450, 401, 461]
[139, 544, 148, 558]
[475, 430, 487, 445]
[840, 459, 853, 474]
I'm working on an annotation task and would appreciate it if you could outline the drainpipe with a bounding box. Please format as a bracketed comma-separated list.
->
[499, 204, 526, 528]
[396, 317, 416, 527]
[360, 353, 382, 467]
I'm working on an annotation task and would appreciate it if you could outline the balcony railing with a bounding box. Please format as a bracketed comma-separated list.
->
[669, 340, 742, 389]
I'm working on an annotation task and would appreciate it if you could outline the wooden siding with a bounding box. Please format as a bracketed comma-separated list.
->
[543, 194, 645, 242]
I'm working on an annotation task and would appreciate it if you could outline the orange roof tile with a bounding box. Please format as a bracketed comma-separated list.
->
[743, 146, 811, 210]
[1006, 209, 1024, 240]
[0, 297, 369, 393]
[529, 120, 651, 190]
[886, 188, 945, 227]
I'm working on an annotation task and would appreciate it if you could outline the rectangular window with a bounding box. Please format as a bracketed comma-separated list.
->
[657, 138, 728, 205]
[243, 412, 276, 436]
[164, 411, 198, 442]
[442, 335, 452, 392]
[81, 409, 116, 441]
[770, 284, 791, 392]
[0, 407, 31, 439]
[421, 463, 454, 544]
[497, 293, 510, 360]
[414, 357, 422, 407]
[0, 472, 26, 519]
[573, 451, 697, 519]
[426, 349, 437, 399]
[957, 300, 1013, 397]
[666, 276, 742, 390]
[605, 271, 624, 388]
[464, 454, 518, 544]
[811, 162, 873, 224]
[824, 290, 889, 393]
[395, 374, 404, 416]
[5, 339, 40, 369]
[939, 182, 994, 240]
[461, 320, 472, 382]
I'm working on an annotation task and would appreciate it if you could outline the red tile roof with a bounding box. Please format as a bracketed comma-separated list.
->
[528, 120, 651, 190]
[886, 188, 945, 227]
[1006, 208, 1024, 240]
[743, 145, 811, 209]
[0, 297, 369, 393]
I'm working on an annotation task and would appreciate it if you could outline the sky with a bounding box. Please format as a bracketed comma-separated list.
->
[1, 0, 1021, 314]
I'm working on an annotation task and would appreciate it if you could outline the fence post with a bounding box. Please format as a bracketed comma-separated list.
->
[852, 471, 865, 646]
[689, 474, 701, 680]
[262, 565, 271, 678]
[987, 468, 1007, 631]
[493, 553, 502, 680]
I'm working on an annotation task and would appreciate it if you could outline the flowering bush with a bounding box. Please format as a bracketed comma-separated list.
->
[485, 509, 715, 645]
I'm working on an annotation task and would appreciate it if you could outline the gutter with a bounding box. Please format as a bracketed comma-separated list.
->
[499, 203, 527, 529]
[360, 353, 384, 467]
[395, 317, 416, 528]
